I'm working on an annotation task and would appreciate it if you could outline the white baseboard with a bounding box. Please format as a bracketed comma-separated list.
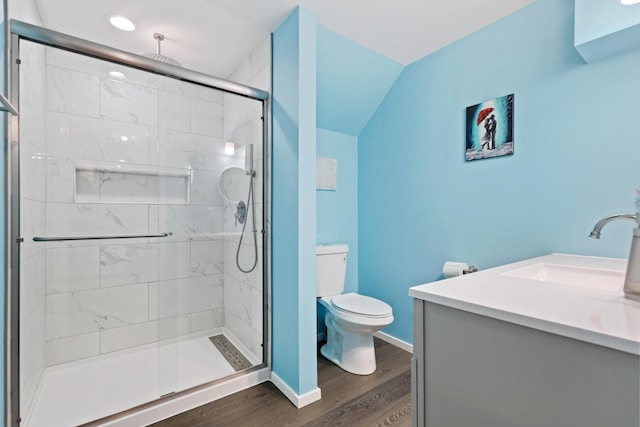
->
[373, 331, 413, 353]
[270, 372, 322, 408]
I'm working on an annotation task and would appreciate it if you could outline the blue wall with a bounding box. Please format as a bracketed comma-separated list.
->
[316, 128, 359, 294]
[314, 27, 402, 340]
[272, 6, 318, 395]
[575, 0, 640, 62]
[316, 25, 402, 136]
[575, 0, 640, 45]
[358, 0, 640, 343]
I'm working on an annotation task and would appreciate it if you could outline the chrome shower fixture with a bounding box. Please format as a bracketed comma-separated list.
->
[245, 144, 255, 176]
[142, 33, 182, 67]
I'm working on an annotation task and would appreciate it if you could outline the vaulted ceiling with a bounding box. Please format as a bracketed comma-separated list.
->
[33, 0, 534, 78]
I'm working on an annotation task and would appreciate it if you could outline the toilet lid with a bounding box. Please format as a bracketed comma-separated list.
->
[331, 293, 392, 317]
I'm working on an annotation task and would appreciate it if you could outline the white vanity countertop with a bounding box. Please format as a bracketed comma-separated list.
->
[409, 254, 640, 355]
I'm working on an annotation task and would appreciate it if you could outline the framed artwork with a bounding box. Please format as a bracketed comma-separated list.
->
[465, 94, 514, 161]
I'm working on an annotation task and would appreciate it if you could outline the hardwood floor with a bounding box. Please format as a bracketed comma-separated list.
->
[151, 338, 412, 427]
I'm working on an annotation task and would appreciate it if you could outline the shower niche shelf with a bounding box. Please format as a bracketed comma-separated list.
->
[75, 163, 191, 204]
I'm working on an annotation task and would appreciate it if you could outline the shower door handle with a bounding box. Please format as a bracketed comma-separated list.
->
[32, 232, 172, 242]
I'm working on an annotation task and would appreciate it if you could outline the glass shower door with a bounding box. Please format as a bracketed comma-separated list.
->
[17, 42, 179, 426]
[153, 75, 265, 396]
[15, 35, 266, 426]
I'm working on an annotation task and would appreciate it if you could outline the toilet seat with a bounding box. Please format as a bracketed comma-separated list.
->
[331, 292, 392, 318]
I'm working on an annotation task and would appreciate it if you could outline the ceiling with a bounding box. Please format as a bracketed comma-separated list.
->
[33, 0, 534, 78]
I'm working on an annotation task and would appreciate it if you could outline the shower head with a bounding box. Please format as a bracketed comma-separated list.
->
[142, 33, 182, 67]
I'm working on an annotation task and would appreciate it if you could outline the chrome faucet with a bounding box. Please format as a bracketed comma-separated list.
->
[589, 214, 638, 239]
[589, 212, 640, 300]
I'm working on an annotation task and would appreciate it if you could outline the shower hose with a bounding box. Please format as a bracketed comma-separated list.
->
[236, 171, 259, 273]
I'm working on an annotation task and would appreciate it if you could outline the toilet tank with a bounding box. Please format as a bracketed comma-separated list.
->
[316, 244, 349, 297]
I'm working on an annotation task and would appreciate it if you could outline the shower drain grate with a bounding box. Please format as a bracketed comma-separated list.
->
[209, 334, 252, 371]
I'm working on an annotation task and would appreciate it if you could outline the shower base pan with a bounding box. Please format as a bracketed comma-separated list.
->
[23, 329, 260, 427]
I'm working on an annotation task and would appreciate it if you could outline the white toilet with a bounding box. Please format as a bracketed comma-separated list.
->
[317, 244, 393, 375]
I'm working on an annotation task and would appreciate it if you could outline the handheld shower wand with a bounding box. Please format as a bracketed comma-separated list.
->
[236, 143, 258, 273]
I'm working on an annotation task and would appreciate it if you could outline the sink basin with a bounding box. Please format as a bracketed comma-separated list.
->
[502, 263, 625, 291]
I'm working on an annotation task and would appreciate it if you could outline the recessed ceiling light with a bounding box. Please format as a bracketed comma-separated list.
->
[108, 71, 126, 79]
[109, 16, 136, 31]
[621, 0, 640, 4]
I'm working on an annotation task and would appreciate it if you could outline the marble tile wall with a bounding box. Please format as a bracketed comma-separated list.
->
[18, 41, 267, 393]
[33, 46, 245, 367]
[223, 35, 271, 362]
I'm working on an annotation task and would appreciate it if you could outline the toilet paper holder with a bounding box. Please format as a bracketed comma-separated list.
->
[442, 261, 478, 278]
[464, 265, 478, 274]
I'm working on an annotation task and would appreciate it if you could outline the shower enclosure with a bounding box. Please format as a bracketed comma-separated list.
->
[7, 21, 270, 427]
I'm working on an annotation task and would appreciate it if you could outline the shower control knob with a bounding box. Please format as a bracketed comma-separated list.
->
[235, 200, 247, 226]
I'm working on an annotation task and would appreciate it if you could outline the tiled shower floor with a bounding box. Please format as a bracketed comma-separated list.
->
[24, 331, 246, 427]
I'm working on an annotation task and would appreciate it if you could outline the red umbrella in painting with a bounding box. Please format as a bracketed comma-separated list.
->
[476, 107, 494, 125]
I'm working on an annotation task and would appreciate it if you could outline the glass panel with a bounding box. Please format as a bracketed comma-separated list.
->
[0, 2, 7, 422]
[19, 39, 48, 427]
[153, 75, 264, 394]
[17, 39, 265, 426]
[19, 43, 169, 426]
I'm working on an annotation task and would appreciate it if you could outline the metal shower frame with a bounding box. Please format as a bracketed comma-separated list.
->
[5, 19, 271, 427]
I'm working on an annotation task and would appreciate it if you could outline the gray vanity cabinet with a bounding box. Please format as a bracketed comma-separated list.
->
[411, 299, 640, 427]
